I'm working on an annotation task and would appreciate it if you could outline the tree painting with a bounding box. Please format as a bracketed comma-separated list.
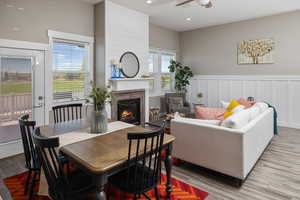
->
[238, 39, 275, 64]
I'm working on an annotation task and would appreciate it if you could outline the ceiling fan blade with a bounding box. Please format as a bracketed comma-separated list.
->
[203, 1, 213, 8]
[151, 0, 175, 6]
[176, 0, 195, 6]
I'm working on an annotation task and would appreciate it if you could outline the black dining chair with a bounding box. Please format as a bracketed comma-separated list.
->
[18, 114, 41, 200]
[108, 124, 165, 200]
[52, 103, 83, 124]
[33, 127, 95, 200]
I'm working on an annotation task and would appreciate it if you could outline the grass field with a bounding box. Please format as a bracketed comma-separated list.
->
[0, 80, 84, 95]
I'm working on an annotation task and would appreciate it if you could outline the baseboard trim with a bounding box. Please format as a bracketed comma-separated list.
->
[0, 140, 23, 159]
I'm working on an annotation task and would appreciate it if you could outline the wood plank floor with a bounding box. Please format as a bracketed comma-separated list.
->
[1, 127, 300, 200]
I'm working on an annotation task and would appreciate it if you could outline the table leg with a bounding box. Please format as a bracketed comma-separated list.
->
[164, 143, 173, 199]
[95, 174, 107, 200]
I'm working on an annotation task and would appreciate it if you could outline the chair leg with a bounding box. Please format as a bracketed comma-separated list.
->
[67, 161, 70, 174]
[142, 193, 151, 200]
[24, 169, 32, 195]
[154, 186, 160, 200]
[28, 170, 38, 200]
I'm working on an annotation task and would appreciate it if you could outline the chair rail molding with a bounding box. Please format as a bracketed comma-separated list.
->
[187, 75, 300, 129]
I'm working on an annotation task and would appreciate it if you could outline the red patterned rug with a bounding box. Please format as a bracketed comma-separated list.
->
[4, 171, 208, 200]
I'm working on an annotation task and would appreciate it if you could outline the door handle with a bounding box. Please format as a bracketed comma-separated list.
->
[33, 103, 43, 108]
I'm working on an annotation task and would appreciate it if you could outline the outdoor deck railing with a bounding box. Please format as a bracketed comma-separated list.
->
[0, 93, 32, 122]
[0, 90, 85, 123]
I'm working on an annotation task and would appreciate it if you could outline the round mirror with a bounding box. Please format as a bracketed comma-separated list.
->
[119, 52, 140, 78]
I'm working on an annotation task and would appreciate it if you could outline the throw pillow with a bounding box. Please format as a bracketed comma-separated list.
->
[223, 111, 234, 119]
[226, 100, 240, 111]
[238, 98, 256, 108]
[226, 99, 245, 113]
[221, 108, 251, 129]
[195, 106, 226, 120]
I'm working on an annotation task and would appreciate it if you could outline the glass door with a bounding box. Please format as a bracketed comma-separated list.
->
[0, 47, 45, 145]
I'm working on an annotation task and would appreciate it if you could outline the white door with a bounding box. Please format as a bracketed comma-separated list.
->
[0, 47, 45, 158]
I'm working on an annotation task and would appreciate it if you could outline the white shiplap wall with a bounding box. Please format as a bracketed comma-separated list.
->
[105, 1, 149, 82]
[187, 75, 300, 129]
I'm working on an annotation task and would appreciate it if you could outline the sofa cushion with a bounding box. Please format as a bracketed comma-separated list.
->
[253, 102, 269, 113]
[247, 106, 261, 121]
[195, 106, 226, 120]
[174, 117, 221, 126]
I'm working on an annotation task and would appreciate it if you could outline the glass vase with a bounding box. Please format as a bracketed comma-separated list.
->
[88, 105, 108, 134]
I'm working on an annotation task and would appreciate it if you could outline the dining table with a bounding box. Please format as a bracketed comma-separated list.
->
[38, 119, 176, 200]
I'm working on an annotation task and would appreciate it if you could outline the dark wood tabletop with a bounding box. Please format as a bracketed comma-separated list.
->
[60, 125, 175, 174]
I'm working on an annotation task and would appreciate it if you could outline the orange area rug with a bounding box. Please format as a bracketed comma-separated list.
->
[4, 171, 208, 200]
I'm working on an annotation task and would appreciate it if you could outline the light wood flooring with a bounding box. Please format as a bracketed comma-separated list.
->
[1, 127, 300, 200]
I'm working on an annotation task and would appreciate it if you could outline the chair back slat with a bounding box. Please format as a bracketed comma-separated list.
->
[19, 114, 37, 169]
[126, 124, 165, 194]
[52, 103, 83, 123]
[33, 128, 68, 196]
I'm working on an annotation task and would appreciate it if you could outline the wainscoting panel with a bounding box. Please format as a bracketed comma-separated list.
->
[187, 75, 300, 129]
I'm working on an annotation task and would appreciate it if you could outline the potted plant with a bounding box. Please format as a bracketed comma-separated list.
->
[168, 60, 194, 93]
[87, 82, 111, 133]
[197, 92, 203, 104]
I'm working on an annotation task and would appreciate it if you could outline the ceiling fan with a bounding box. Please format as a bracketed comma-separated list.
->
[176, 0, 213, 8]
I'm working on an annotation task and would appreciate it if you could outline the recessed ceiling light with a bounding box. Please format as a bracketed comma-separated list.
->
[6, 4, 14, 8]
[13, 27, 20, 31]
[146, 0, 152, 4]
[18, 7, 24, 11]
[186, 17, 192, 21]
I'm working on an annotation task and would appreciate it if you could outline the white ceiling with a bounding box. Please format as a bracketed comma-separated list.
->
[103, 0, 300, 32]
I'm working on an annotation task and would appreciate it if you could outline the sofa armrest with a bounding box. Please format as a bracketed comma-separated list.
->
[240, 108, 274, 178]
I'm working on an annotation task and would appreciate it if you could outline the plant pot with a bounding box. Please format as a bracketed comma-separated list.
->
[88, 105, 108, 134]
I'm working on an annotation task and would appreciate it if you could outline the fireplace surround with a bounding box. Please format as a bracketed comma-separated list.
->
[111, 89, 145, 125]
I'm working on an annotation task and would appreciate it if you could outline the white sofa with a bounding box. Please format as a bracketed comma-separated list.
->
[171, 108, 274, 183]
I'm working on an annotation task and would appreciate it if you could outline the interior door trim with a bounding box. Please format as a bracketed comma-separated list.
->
[0, 39, 48, 51]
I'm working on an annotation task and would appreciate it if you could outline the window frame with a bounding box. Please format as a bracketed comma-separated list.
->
[48, 30, 94, 105]
[148, 49, 176, 97]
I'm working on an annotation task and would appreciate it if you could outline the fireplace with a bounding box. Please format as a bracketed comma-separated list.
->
[111, 89, 145, 125]
[118, 98, 141, 125]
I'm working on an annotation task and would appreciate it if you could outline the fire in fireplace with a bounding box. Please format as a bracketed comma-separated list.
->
[117, 98, 141, 125]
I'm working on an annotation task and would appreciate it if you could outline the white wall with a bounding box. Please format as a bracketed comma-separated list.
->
[149, 23, 180, 53]
[94, 2, 106, 87]
[105, 1, 149, 83]
[188, 75, 300, 129]
[0, 0, 94, 44]
[180, 11, 300, 75]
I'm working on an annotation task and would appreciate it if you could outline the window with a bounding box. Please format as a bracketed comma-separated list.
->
[49, 30, 94, 104]
[52, 41, 89, 102]
[148, 50, 176, 96]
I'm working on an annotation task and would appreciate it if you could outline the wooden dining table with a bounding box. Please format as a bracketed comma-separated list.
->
[39, 120, 176, 200]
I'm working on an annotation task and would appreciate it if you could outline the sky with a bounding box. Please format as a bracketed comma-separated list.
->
[0, 42, 87, 74]
[0, 57, 31, 74]
[53, 42, 86, 72]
